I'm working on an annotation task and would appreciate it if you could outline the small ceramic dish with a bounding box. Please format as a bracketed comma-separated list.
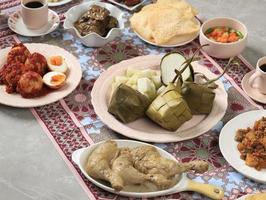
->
[8, 9, 60, 37]
[242, 70, 266, 104]
[72, 139, 224, 199]
[199, 17, 248, 59]
[63, 1, 124, 47]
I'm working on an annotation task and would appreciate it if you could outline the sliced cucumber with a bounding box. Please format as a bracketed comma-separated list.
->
[151, 75, 162, 89]
[137, 77, 156, 100]
[160, 52, 193, 85]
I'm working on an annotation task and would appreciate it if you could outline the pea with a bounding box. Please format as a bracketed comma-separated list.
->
[236, 31, 244, 38]
[205, 28, 213, 34]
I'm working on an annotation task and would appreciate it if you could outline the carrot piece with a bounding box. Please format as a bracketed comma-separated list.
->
[228, 35, 239, 42]
[229, 32, 237, 37]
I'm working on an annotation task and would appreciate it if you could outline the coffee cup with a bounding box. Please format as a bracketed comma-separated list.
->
[248, 56, 266, 94]
[21, 0, 48, 30]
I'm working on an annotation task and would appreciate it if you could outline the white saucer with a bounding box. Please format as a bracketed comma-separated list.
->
[242, 70, 266, 104]
[8, 9, 60, 37]
[48, 0, 72, 7]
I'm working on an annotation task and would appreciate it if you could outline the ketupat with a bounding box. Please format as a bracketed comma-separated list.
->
[182, 82, 217, 114]
[146, 45, 208, 131]
[146, 83, 192, 131]
[182, 57, 234, 114]
[108, 84, 150, 123]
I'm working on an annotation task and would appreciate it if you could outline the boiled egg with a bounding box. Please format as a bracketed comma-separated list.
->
[47, 55, 68, 73]
[43, 71, 66, 89]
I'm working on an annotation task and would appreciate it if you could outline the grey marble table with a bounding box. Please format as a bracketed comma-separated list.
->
[1, 0, 266, 199]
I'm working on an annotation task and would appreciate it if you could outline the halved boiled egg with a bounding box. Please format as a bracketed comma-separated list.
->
[43, 71, 66, 89]
[47, 55, 68, 73]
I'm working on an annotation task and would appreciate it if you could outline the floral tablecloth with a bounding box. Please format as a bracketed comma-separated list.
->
[0, 0, 266, 199]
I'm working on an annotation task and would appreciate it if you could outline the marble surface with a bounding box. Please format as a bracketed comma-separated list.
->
[1, 0, 266, 200]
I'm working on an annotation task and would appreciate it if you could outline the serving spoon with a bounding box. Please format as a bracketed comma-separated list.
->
[72, 139, 224, 199]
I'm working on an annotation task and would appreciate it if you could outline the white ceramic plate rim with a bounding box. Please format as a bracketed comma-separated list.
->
[219, 109, 266, 183]
[48, 0, 72, 7]
[91, 55, 228, 143]
[236, 193, 266, 200]
[72, 139, 187, 198]
[107, 0, 147, 11]
[0, 43, 82, 108]
[8, 9, 60, 37]
[242, 70, 266, 104]
[133, 18, 200, 48]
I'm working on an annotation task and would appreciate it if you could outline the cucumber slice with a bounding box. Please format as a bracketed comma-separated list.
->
[160, 52, 193, 85]
[236, 31, 244, 39]
[137, 77, 156, 100]
[151, 75, 162, 89]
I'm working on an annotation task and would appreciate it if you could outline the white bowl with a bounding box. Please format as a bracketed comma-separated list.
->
[63, 1, 124, 47]
[199, 17, 248, 59]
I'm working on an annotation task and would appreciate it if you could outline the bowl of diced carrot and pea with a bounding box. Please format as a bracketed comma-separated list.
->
[199, 17, 247, 59]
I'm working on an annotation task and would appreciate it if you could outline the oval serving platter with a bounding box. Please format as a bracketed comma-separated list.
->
[91, 55, 228, 143]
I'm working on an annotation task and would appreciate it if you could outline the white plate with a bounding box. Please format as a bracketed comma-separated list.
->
[236, 193, 266, 200]
[219, 110, 266, 183]
[48, 0, 72, 7]
[91, 55, 228, 143]
[133, 18, 200, 48]
[8, 9, 60, 37]
[242, 70, 266, 104]
[0, 43, 82, 108]
[107, 0, 147, 11]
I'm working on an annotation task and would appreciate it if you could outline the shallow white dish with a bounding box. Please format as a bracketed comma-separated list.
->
[242, 70, 266, 104]
[133, 18, 200, 48]
[48, 0, 72, 7]
[0, 43, 82, 108]
[8, 9, 60, 37]
[72, 139, 224, 199]
[91, 55, 228, 143]
[236, 193, 266, 200]
[64, 1, 124, 47]
[219, 110, 266, 183]
[107, 0, 147, 11]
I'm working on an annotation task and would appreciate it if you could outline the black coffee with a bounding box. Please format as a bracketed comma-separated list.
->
[25, 1, 43, 8]
[259, 64, 266, 72]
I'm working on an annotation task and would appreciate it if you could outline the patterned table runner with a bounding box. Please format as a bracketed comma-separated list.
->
[1, 1, 266, 199]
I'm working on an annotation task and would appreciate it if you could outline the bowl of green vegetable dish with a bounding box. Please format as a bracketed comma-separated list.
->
[199, 17, 247, 59]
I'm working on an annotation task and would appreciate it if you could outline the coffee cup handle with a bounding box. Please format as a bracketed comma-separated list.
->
[248, 71, 262, 89]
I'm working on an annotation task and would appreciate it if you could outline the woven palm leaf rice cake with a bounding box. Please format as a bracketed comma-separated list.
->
[130, 0, 200, 45]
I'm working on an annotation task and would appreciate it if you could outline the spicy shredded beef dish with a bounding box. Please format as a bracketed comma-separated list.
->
[235, 117, 266, 170]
